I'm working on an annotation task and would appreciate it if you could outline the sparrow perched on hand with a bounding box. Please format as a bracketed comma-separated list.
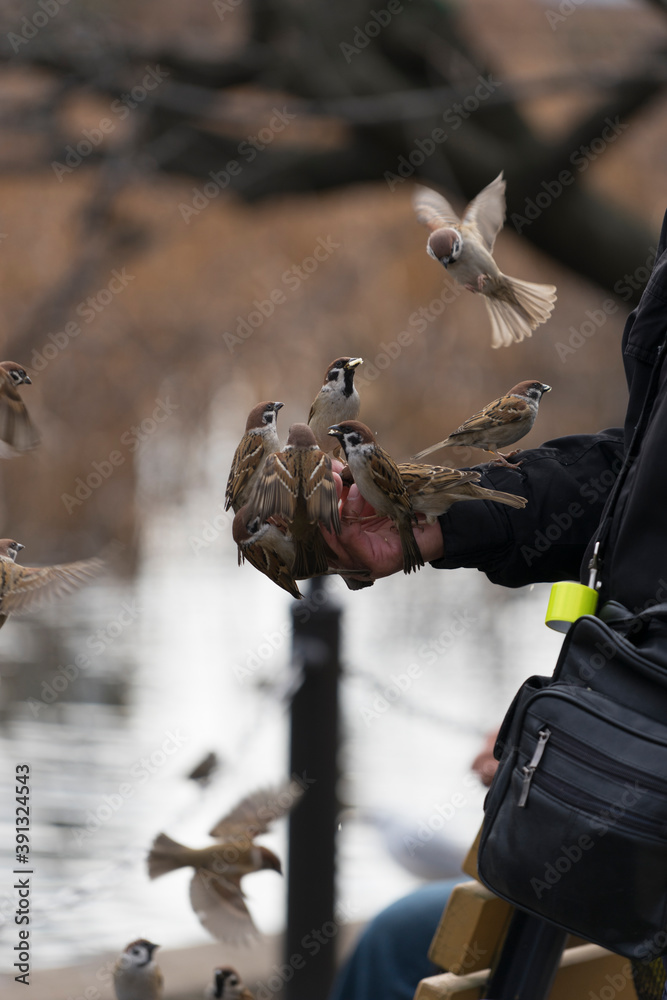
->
[414, 174, 557, 347]
[207, 967, 254, 1000]
[0, 361, 40, 456]
[0, 539, 104, 629]
[246, 423, 341, 579]
[233, 504, 302, 599]
[225, 402, 284, 513]
[113, 940, 163, 1000]
[147, 781, 303, 944]
[328, 421, 424, 574]
[413, 381, 551, 467]
[308, 357, 363, 453]
[398, 463, 528, 522]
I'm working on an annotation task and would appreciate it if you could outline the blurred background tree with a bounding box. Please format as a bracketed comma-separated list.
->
[0, 0, 665, 562]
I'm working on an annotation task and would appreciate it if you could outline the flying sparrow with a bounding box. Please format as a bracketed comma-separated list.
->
[328, 421, 424, 575]
[413, 381, 551, 467]
[0, 539, 104, 630]
[308, 356, 363, 453]
[233, 504, 303, 599]
[398, 463, 528, 522]
[113, 940, 163, 1000]
[225, 402, 284, 513]
[413, 174, 557, 347]
[147, 781, 303, 944]
[207, 967, 254, 999]
[246, 423, 341, 579]
[0, 361, 40, 456]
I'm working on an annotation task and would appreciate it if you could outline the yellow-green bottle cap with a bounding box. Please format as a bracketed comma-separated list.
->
[545, 581, 598, 633]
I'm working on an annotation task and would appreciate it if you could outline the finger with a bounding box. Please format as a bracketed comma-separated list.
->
[341, 484, 367, 519]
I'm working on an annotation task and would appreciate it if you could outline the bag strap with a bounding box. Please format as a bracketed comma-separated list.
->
[588, 341, 667, 590]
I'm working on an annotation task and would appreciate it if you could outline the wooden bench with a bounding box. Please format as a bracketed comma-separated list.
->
[414, 830, 637, 999]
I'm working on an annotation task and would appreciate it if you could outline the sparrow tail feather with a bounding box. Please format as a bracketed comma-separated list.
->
[483, 277, 556, 348]
[399, 522, 424, 575]
[147, 833, 193, 879]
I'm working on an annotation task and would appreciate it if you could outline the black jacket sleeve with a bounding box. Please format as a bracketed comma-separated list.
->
[431, 428, 624, 588]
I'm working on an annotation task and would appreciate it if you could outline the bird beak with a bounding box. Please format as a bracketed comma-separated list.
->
[345, 358, 363, 370]
[23, 375, 32, 384]
[16, 543, 25, 551]
[274, 401, 285, 411]
[147, 943, 160, 957]
[328, 426, 342, 440]
[542, 384, 552, 393]
[440, 257, 450, 269]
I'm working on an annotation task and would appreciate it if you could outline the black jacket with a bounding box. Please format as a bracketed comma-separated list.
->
[433, 211, 667, 610]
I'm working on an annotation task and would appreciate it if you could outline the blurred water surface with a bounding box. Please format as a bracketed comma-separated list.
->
[0, 419, 565, 974]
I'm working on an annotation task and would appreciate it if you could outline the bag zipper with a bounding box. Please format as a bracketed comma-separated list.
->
[527, 766, 663, 839]
[518, 728, 550, 807]
[544, 727, 666, 795]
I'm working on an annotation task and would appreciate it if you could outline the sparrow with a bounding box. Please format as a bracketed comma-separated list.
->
[147, 781, 303, 944]
[207, 967, 254, 999]
[233, 504, 302, 599]
[413, 174, 557, 347]
[0, 539, 104, 629]
[308, 356, 363, 452]
[246, 423, 341, 579]
[113, 940, 163, 1000]
[398, 463, 528, 523]
[328, 421, 424, 575]
[0, 361, 40, 456]
[187, 751, 220, 786]
[413, 381, 552, 466]
[225, 402, 284, 513]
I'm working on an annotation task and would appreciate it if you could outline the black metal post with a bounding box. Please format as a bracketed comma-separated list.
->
[484, 910, 568, 1000]
[285, 576, 341, 1000]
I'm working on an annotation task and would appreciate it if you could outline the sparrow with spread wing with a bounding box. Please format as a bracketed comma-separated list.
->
[0, 539, 104, 630]
[246, 423, 341, 579]
[398, 463, 527, 522]
[206, 967, 254, 999]
[147, 781, 303, 944]
[308, 356, 363, 453]
[113, 940, 163, 1000]
[225, 402, 284, 513]
[413, 381, 551, 467]
[328, 421, 423, 575]
[0, 362, 40, 456]
[414, 174, 557, 347]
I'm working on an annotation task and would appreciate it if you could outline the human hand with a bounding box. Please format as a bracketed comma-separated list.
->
[323, 462, 445, 580]
[471, 729, 500, 787]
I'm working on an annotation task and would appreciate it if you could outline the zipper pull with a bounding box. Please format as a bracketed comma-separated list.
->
[518, 728, 551, 808]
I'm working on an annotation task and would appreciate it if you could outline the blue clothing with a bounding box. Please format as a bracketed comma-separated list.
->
[329, 879, 462, 1000]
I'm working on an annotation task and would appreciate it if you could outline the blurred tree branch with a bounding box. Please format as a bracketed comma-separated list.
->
[1, 0, 665, 304]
